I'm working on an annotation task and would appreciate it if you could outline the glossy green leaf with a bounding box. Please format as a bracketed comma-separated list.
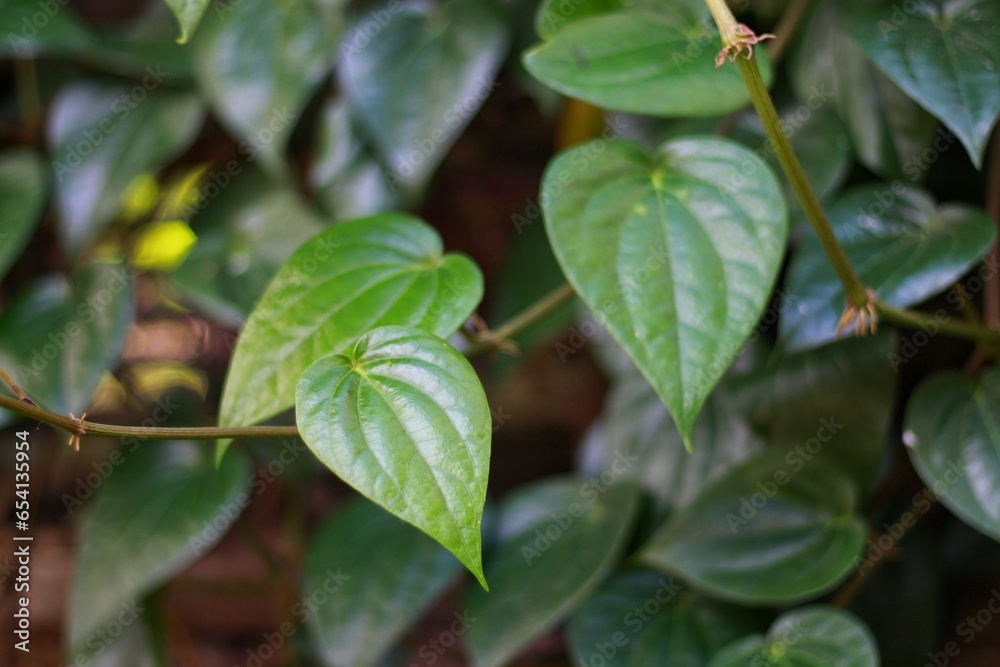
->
[567, 570, 762, 667]
[339, 0, 507, 197]
[0, 0, 97, 58]
[524, 5, 773, 118]
[304, 498, 462, 667]
[309, 98, 400, 221]
[172, 171, 323, 328]
[0, 150, 47, 281]
[48, 82, 205, 257]
[791, 0, 937, 179]
[165, 0, 211, 43]
[465, 477, 640, 667]
[220, 213, 483, 436]
[195, 0, 334, 173]
[67, 443, 250, 661]
[296, 326, 491, 586]
[640, 449, 866, 604]
[579, 375, 763, 515]
[904, 370, 1000, 543]
[727, 335, 897, 497]
[534, 0, 707, 40]
[851, 0, 1000, 168]
[0, 264, 134, 421]
[543, 137, 788, 446]
[780, 184, 996, 351]
[708, 606, 878, 667]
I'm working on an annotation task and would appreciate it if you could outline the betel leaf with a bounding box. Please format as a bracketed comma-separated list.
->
[0, 264, 134, 422]
[542, 137, 788, 446]
[779, 184, 996, 351]
[464, 477, 640, 667]
[338, 0, 507, 198]
[0, 150, 47, 281]
[567, 570, 762, 667]
[164, 0, 211, 43]
[48, 82, 205, 258]
[578, 374, 764, 515]
[303, 498, 462, 667]
[534, 0, 707, 40]
[640, 448, 866, 605]
[67, 443, 250, 662]
[727, 335, 897, 498]
[523, 4, 773, 118]
[791, 0, 937, 180]
[195, 0, 334, 174]
[851, 0, 1000, 168]
[904, 370, 1000, 543]
[296, 326, 491, 587]
[708, 606, 879, 667]
[219, 214, 483, 438]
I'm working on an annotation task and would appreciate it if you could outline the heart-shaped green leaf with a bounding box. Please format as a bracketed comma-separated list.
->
[338, 0, 507, 198]
[0, 150, 47, 281]
[579, 374, 763, 515]
[195, 0, 335, 174]
[48, 83, 205, 258]
[296, 326, 491, 587]
[791, 0, 937, 179]
[68, 443, 250, 662]
[220, 213, 482, 438]
[640, 449, 866, 604]
[780, 184, 996, 351]
[524, 4, 772, 117]
[543, 137, 788, 446]
[164, 0, 211, 43]
[904, 370, 1000, 543]
[464, 477, 640, 667]
[727, 334, 897, 497]
[708, 606, 879, 667]
[851, 0, 1000, 168]
[303, 498, 462, 667]
[567, 570, 762, 667]
[0, 264, 134, 423]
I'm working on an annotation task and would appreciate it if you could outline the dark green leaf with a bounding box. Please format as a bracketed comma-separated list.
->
[524, 5, 773, 118]
[465, 477, 641, 667]
[67, 443, 251, 661]
[708, 606, 878, 667]
[567, 570, 762, 667]
[220, 213, 483, 436]
[579, 376, 764, 515]
[543, 137, 788, 446]
[164, 0, 211, 43]
[640, 449, 866, 604]
[534, 0, 706, 40]
[791, 0, 937, 179]
[304, 498, 462, 667]
[48, 83, 205, 257]
[904, 370, 1000, 543]
[0, 150, 47, 281]
[851, 0, 1000, 168]
[195, 0, 335, 174]
[0, 264, 134, 421]
[727, 334, 897, 497]
[296, 326, 491, 586]
[780, 184, 996, 351]
[0, 0, 97, 58]
[339, 0, 508, 197]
